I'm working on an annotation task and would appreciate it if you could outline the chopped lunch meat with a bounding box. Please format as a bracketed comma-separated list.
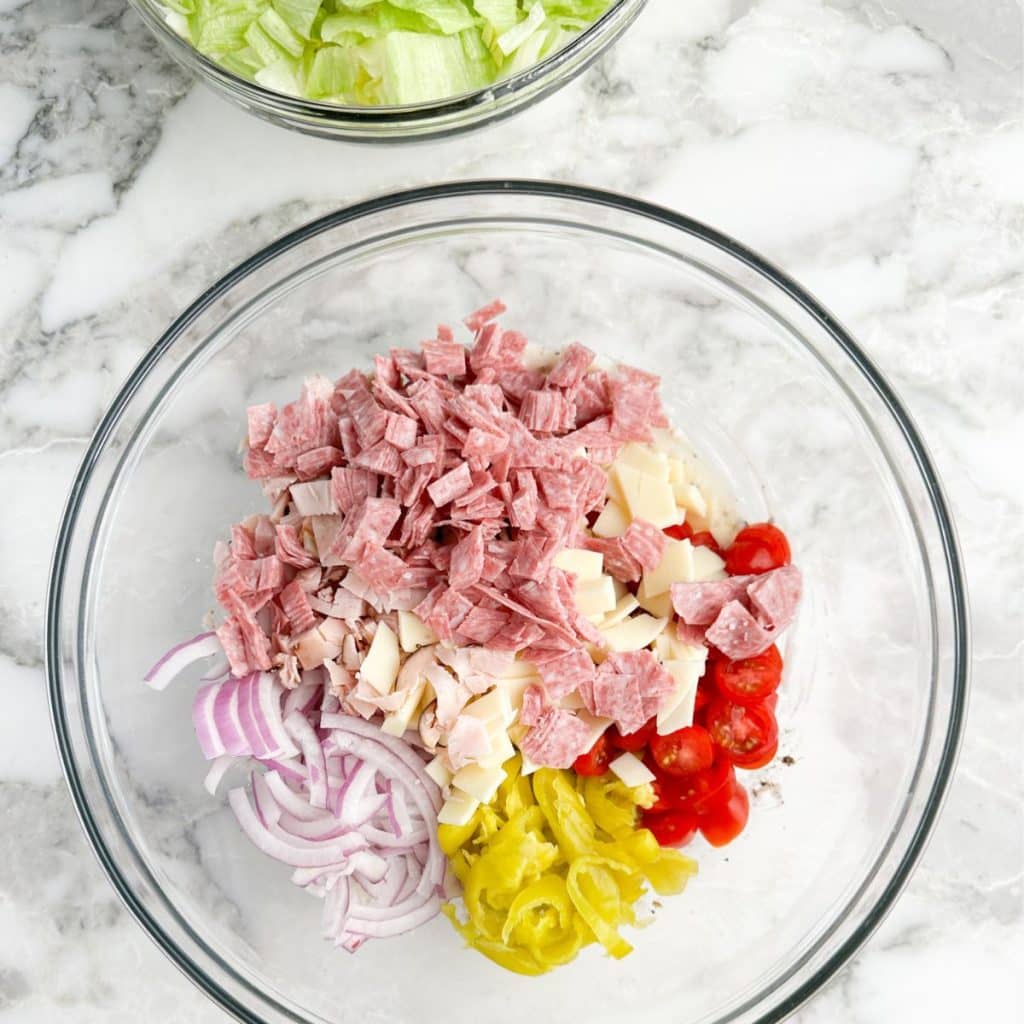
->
[519, 707, 594, 769]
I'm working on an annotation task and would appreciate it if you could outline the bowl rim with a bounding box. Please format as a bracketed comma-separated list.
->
[46, 179, 969, 1024]
[129, 0, 647, 133]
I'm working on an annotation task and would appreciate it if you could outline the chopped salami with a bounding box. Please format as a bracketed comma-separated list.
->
[384, 413, 419, 450]
[464, 299, 507, 333]
[537, 648, 596, 701]
[422, 339, 467, 377]
[246, 402, 277, 449]
[620, 519, 667, 572]
[546, 342, 595, 389]
[519, 684, 548, 727]
[705, 600, 774, 660]
[747, 565, 802, 631]
[671, 577, 752, 625]
[454, 604, 510, 644]
[427, 462, 473, 507]
[278, 579, 316, 635]
[520, 708, 593, 769]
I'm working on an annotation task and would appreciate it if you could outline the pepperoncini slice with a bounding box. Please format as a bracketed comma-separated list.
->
[440, 755, 697, 974]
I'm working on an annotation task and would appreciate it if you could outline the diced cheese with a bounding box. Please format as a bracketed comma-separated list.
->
[609, 751, 656, 787]
[636, 588, 673, 618]
[484, 727, 516, 766]
[438, 791, 479, 826]
[654, 633, 708, 665]
[574, 574, 617, 617]
[692, 545, 727, 581]
[642, 538, 695, 597]
[499, 676, 535, 713]
[612, 463, 679, 529]
[424, 754, 452, 789]
[667, 457, 686, 486]
[615, 443, 669, 480]
[592, 499, 629, 538]
[655, 659, 703, 735]
[601, 594, 640, 629]
[601, 613, 669, 651]
[380, 677, 427, 736]
[358, 622, 400, 695]
[553, 548, 604, 580]
[681, 483, 708, 518]
[463, 686, 513, 727]
[396, 610, 436, 653]
[452, 762, 506, 803]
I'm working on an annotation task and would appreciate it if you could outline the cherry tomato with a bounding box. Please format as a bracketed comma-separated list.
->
[705, 698, 779, 770]
[641, 808, 698, 847]
[693, 682, 715, 717]
[648, 747, 735, 813]
[690, 531, 722, 555]
[724, 522, 791, 575]
[698, 779, 750, 847]
[761, 693, 779, 713]
[573, 733, 612, 776]
[711, 645, 783, 705]
[649, 725, 714, 778]
[609, 717, 656, 752]
[663, 522, 693, 541]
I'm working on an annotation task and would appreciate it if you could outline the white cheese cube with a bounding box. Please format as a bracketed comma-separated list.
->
[452, 762, 506, 803]
[499, 676, 535, 715]
[636, 588, 673, 618]
[642, 539, 696, 597]
[615, 443, 669, 480]
[602, 594, 640, 629]
[613, 464, 679, 529]
[438, 792, 479, 826]
[397, 610, 437, 653]
[681, 483, 708, 518]
[592, 499, 629, 538]
[358, 622, 400, 695]
[484, 727, 516, 766]
[609, 751, 656, 787]
[380, 678, 427, 736]
[692, 545, 727, 581]
[654, 633, 708, 665]
[655, 659, 703, 735]
[424, 754, 452, 789]
[667, 457, 687, 486]
[464, 686, 513, 727]
[501, 659, 542, 679]
[601, 613, 670, 651]
[553, 548, 604, 580]
[574, 574, 618, 617]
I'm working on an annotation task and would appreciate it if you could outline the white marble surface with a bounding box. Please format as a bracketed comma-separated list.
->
[0, 0, 1021, 1019]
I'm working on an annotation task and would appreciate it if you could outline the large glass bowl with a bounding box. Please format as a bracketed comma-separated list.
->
[128, 1, 647, 141]
[47, 182, 968, 1024]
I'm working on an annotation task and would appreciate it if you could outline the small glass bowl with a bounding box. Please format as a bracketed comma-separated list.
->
[128, 0, 648, 141]
[47, 182, 968, 1024]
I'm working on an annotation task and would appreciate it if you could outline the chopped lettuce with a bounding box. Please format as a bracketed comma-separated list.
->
[173, 0, 614, 105]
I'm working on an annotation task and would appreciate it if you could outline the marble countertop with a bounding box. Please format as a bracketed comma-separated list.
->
[1, 0, 1021, 1019]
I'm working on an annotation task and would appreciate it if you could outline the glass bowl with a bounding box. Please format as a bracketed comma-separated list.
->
[47, 182, 968, 1024]
[128, 1, 647, 141]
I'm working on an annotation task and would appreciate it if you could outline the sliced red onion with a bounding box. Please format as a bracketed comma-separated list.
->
[203, 754, 239, 796]
[193, 682, 226, 759]
[256, 672, 299, 759]
[144, 632, 222, 691]
[283, 680, 321, 719]
[284, 711, 327, 809]
[345, 896, 441, 939]
[257, 756, 305, 783]
[264, 771, 325, 822]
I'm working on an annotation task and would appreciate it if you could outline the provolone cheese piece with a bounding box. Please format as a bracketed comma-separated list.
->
[574, 574, 617, 617]
[397, 610, 436, 653]
[654, 634, 708, 665]
[452, 762, 506, 803]
[609, 751, 656, 787]
[636, 587, 672, 618]
[484, 727, 516, 765]
[592, 499, 629, 538]
[438, 791, 479, 826]
[424, 754, 452, 789]
[380, 678, 427, 736]
[554, 548, 604, 579]
[464, 686, 513, 726]
[655, 659, 703, 735]
[692, 545, 727, 581]
[612, 463, 678, 529]
[600, 614, 669, 652]
[616, 443, 669, 480]
[359, 623, 400, 695]
[602, 594, 640, 628]
[667, 457, 686, 486]
[681, 483, 708, 518]
[642, 538, 696, 596]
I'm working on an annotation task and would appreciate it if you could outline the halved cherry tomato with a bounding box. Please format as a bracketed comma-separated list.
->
[724, 522, 791, 575]
[609, 717, 656, 752]
[647, 747, 735, 813]
[641, 808, 698, 847]
[698, 779, 750, 847]
[710, 645, 783, 705]
[761, 693, 779, 713]
[649, 725, 714, 778]
[663, 522, 693, 541]
[693, 682, 715, 717]
[573, 733, 612, 776]
[690, 530, 722, 555]
[705, 698, 779, 770]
